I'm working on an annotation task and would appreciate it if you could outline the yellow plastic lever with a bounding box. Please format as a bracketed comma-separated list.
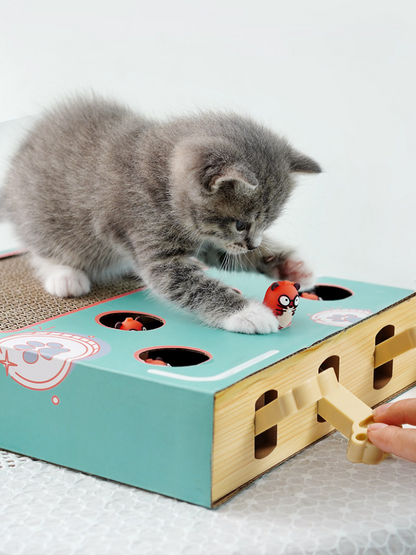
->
[254, 368, 385, 464]
[255, 369, 338, 436]
[374, 325, 416, 368]
[317, 384, 383, 464]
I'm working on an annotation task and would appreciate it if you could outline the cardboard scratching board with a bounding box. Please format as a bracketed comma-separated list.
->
[0, 253, 416, 508]
[0, 254, 143, 330]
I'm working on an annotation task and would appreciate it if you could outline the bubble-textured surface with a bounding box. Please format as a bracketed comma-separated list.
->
[1, 429, 416, 555]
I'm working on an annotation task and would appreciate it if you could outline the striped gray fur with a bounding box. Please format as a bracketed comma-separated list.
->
[1, 96, 321, 333]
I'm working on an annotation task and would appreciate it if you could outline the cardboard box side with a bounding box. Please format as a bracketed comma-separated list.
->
[211, 296, 416, 503]
[0, 360, 214, 508]
[212, 378, 416, 508]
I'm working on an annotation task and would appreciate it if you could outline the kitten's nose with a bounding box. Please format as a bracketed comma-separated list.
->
[247, 233, 262, 251]
[246, 243, 258, 251]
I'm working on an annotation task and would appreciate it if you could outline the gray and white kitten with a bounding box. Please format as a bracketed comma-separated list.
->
[1, 97, 321, 334]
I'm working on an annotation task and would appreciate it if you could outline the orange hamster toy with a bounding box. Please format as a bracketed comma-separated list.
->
[263, 280, 301, 329]
[115, 317, 146, 331]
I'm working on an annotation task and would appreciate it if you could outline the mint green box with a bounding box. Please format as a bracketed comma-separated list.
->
[0, 269, 415, 507]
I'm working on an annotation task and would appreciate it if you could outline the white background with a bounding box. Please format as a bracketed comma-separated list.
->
[1, 0, 415, 289]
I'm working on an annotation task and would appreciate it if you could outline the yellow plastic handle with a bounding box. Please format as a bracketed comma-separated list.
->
[374, 325, 416, 368]
[254, 368, 385, 464]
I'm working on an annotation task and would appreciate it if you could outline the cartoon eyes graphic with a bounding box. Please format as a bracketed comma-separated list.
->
[278, 295, 299, 308]
[279, 295, 290, 307]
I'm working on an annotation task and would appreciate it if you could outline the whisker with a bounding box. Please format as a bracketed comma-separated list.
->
[236, 254, 243, 272]
[260, 244, 274, 256]
[194, 239, 205, 260]
[233, 254, 238, 273]
[243, 253, 257, 272]
[219, 252, 228, 273]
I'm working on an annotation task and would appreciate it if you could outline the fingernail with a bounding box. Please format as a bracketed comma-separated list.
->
[373, 403, 392, 416]
[368, 423, 389, 432]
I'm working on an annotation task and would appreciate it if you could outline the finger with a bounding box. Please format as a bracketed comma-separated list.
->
[367, 424, 416, 462]
[373, 399, 416, 427]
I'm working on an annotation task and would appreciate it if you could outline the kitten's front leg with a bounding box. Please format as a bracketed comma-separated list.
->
[243, 237, 314, 289]
[141, 256, 279, 334]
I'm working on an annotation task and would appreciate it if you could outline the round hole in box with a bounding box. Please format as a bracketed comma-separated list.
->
[135, 346, 212, 367]
[302, 284, 353, 301]
[96, 311, 165, 331]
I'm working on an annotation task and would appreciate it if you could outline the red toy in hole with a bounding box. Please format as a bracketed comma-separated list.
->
[145, 357, 170, 366]
[263, 280, 301, 329]
[115, 317, 146, 331]
[300, 291, 320, 301]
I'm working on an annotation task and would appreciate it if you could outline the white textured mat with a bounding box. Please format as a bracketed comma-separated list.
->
[1, 428, 416, 555]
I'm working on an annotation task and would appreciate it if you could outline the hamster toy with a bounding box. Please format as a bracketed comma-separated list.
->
[263, 280, 301, 329]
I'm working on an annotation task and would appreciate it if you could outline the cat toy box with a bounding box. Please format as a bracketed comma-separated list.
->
[0, 258, 416, 508]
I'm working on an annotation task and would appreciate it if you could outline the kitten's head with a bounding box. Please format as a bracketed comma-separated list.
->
[169, 114, 321, 254]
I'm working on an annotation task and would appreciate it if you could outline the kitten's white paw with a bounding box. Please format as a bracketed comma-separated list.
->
[221, 301, 279, 334]
[44, 267, 91, 297]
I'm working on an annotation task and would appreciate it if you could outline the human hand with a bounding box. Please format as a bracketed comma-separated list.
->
[367, 399, 416, 463]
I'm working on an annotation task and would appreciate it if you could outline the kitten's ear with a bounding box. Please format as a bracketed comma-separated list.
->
[287, 147, 322, 174]
[171, 138, 258, 194]
[211, 169, 258, 194]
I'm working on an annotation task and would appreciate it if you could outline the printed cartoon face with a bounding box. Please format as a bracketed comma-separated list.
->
[311, 308, 372, 327]
[263, 280, 301, 329]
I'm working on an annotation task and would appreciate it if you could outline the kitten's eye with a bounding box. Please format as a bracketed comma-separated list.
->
[236, 221, 249, 232]
[294, 296, 299, 307]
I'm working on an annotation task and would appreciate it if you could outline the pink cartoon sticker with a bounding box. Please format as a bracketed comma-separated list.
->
[0, 332, 100, 390]
[311, 308, 372, 328]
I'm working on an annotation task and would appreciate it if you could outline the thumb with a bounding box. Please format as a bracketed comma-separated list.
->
[367, 423, 416, 463]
